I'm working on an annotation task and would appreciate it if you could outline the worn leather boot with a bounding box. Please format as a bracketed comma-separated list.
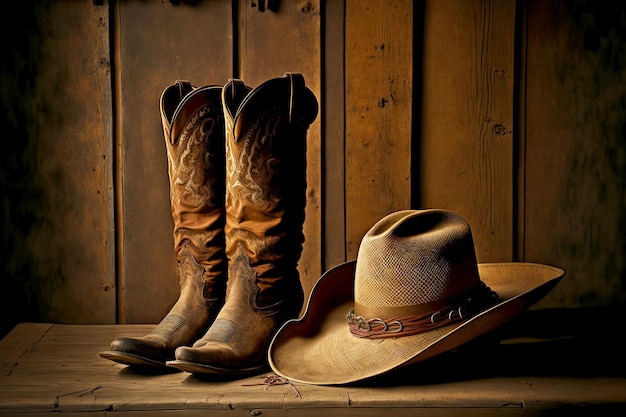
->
[99, 82, 227, 369]
[166, 73, 318, 375]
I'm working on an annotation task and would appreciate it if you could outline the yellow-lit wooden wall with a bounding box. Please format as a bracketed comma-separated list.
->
[1, 0, 625, 336]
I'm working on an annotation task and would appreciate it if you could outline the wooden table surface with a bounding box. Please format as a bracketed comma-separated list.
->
[0, 309, 625, 416]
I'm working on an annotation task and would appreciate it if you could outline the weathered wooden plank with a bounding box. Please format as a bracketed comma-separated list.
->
[0, 323, 54, 376]
[323, 0, 347, 270]
[12, 1, 116, 325]
[420, 0, 516, 262]
[6, 409, 611, 417]
[345, 0, 413, 258]
[521, 0, 626, 308]
[1, 321, 625, 415]
[117, 0, 233, 323]
[238, 0, 322, 298]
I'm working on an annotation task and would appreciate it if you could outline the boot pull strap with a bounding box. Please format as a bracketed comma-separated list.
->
[230, 79, 247, 102]
[175, 80, 188, 98]
[284, 72, 305, 124]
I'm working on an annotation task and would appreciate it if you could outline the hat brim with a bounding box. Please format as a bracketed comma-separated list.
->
[268, 261, 564, 385]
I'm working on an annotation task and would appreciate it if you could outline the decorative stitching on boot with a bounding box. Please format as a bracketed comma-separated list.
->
[179, 243, 214, 309]
[150, 314, 186, 343]
[171, 105, 224, 210]
[230, 241, 285, 317]
[198, 317, 237, 344]
[227, 114, 284, 213]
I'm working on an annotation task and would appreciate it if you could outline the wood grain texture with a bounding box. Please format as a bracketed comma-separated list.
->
[420, 0, 516, 262]
[323, 0, 347, 270]
[19, 1, 116, 325]
[345, 0, 413, 258]
[0, 320, 624, 415]
[117, 0, 233, 323]
[239, 0, 322, 298]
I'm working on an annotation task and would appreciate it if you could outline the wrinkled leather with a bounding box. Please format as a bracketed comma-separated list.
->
[169, 73, 318, 375]
[100, 82, 227, 368]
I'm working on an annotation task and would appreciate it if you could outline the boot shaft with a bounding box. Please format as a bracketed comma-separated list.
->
[160, 82, 227, 299]
[222, 73, 318, 309]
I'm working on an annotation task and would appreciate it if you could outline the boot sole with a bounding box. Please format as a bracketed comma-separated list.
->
[99, 350, 173, 370]
[165, 359, 265, 376]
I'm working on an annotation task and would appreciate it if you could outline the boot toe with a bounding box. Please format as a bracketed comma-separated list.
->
[166, 345, 266, 376]
[99, 338, 172, 368]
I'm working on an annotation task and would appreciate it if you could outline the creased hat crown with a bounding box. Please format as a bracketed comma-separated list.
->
[354, 210, 481, 317]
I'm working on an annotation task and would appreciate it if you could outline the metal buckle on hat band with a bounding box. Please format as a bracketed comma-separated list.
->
[428, 306, 465, 325]
[346, 282, 499, 339]
[349, 315, 404, 333]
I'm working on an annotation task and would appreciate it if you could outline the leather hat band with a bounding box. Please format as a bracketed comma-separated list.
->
[347, 281, 499, 339]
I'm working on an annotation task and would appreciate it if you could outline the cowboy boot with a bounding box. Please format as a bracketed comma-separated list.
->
[99, 81, 227, 369]
[166, 73, 318, 375]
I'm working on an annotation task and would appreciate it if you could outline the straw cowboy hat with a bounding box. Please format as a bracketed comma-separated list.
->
[268, 209, 564, 385]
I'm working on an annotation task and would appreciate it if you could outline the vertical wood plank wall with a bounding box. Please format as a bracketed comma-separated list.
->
[345, 0, 413, 259]
[117, 1, 234, 323]
[35, 3, 116, 323]
[0, 1, 116, 335]
[323, 0, 347, 269]
[420, 0, 516, 263]
[2, 0, 625, 335]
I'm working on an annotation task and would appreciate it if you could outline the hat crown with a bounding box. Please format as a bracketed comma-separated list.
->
[354, 210, 480, 314]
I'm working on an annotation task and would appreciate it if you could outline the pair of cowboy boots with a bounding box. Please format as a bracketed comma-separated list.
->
[99, 73, 318, 375]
